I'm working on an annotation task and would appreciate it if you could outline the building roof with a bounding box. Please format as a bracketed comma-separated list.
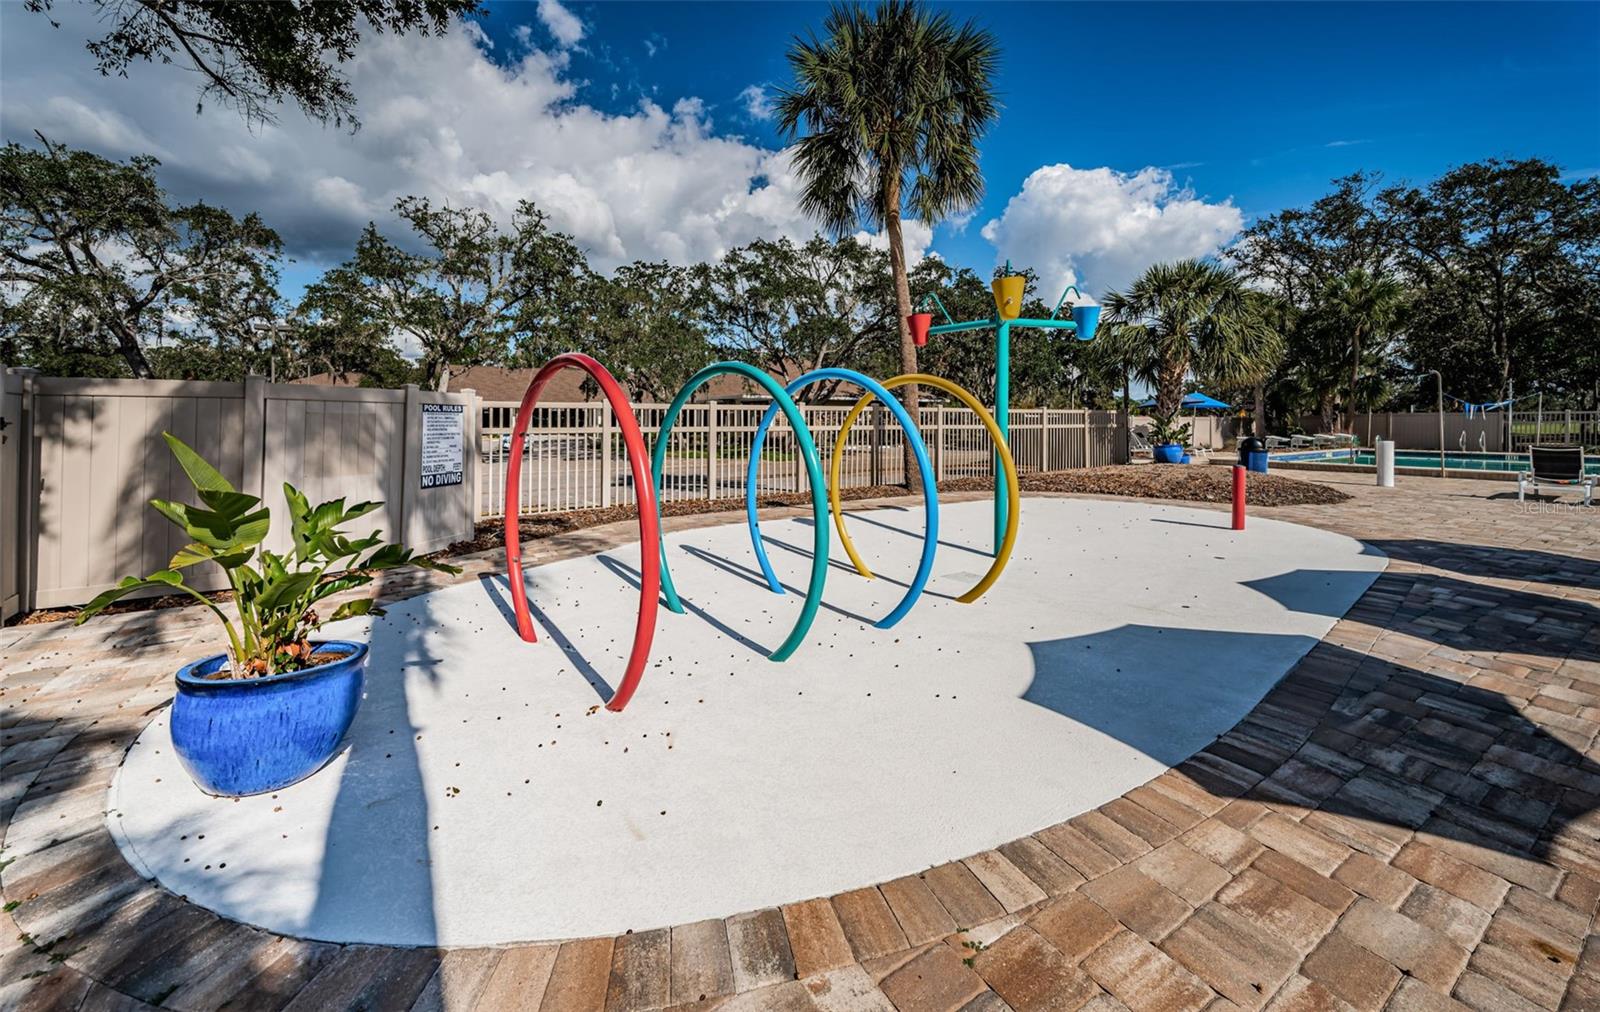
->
[296, 364, 807, 403]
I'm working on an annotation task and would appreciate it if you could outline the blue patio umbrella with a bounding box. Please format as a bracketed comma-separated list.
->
[1135, 391, 1231, 410]
[1134, 392, 1232, 455]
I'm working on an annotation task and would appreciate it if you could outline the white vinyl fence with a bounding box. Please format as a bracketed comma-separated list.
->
[478, 402, 1124, 520]
[1, 371, 27, 621]
[0, 369, 477, 614]
[1315, 410, 1600, 453]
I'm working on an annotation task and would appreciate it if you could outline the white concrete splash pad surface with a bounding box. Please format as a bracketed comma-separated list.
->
[109, 498, 1384, 946]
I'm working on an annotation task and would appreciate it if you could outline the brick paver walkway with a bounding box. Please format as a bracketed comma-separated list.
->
[2, 473, 1597, 1011]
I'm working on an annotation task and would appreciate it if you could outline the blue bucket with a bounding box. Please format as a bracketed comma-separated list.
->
[170, 641, 368, 796]
[1072, 304, 1101, 342]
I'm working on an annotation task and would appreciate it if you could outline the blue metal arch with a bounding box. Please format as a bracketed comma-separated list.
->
[743, 368, 938, 629]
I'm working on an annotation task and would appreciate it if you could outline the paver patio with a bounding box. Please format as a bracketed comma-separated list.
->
[2, 471, 1597, 1011]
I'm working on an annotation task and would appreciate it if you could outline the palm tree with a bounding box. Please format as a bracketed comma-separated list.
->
[1317, 269, 1405, 431]
[1240, 291, 1293, 438]
[777, 1, 999, 490]
[1101, 260, 1282, 421]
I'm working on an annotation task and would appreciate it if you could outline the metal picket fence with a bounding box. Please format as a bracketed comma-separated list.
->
[477, 402, 1123, 520]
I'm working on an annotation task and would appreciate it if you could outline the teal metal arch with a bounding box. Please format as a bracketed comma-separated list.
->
[652, 362, 830, 662]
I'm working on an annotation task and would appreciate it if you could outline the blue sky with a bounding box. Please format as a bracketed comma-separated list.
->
[492, 0, 1600, 272]
[2, 0, 1596, 303]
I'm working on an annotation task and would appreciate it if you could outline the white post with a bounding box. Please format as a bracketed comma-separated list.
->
[462, 389, 480, 521]
[242, 374, 267, 499]
[399, 383, 421, 545]
[1376, 439, 1396, 488]
[601, 405, 615, 508]
[707, 401, 720, 499]
[1081, 409, 1090, 468]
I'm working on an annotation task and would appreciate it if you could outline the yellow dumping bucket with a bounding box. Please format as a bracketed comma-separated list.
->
[991, 274, 1025, 320]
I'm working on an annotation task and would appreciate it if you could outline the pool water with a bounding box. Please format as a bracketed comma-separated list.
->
[1278, 449, 1600, 475]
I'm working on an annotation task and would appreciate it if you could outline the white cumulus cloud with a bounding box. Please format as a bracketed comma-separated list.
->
[739, 84, 775, 121]
[0, 7, 822, 272]
[980, 164, 1243, 300]
[853, 220, 934, 267]
[536, 0, 586, 49]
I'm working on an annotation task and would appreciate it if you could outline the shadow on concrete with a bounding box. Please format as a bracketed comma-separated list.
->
[478, 572, 616, 703]
[1364, 539, 1600, 590]
[1242, 570, 1409, 621]
[597, 551, 771, 658]
[1019, 561, 1600, 876]
[1251, 569, 1597, 664]
[794, 508, 994, 560]
[755, 533, 962, 604]
[307, 596, 440, 954]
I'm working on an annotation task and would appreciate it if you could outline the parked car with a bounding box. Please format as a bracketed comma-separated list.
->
[484, 432, 534, 460]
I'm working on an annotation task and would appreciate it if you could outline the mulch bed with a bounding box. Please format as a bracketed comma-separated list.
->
[10, 466, 1344, 626]
[1009, 465, 1351, 506]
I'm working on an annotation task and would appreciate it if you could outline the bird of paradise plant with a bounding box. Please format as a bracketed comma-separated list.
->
[76, 432, 459, 677]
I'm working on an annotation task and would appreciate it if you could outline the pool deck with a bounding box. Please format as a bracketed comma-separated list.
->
[3, 473, 1599, 1011]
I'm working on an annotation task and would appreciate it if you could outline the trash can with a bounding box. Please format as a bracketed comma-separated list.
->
[1238, 437, 1268, 474]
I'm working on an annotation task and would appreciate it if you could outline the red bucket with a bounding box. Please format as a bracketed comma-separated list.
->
[907, 312, 933, 347]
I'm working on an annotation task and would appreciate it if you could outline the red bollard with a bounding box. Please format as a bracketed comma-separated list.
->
[1232, 465, 1246, 531]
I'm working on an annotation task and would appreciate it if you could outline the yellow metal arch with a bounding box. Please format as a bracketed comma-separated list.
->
[829, 374, 1020, 603]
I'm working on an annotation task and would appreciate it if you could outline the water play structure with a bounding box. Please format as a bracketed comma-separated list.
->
[907, 269, 1100, 552]
[502, 269, 1100, 710]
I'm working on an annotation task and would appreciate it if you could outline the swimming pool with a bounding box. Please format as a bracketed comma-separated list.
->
[1274, 448, 1600, 476]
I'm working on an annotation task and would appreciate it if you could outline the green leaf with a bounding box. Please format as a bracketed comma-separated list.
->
[307, 573, 372, 604]
[359, 544, 411, 570]
[195, 488, 264, 519]
[341, 501, 383, 522]
[311, 499, 346, 531]
[330, 599, 378, 622]
[284, 483, 314, 558]
[75, 572, 184, 623]
[163, 433, 234, 494]
[168, 543, 215, 569]
[149, 499, 271, 554]
[256, 571, 318, 613]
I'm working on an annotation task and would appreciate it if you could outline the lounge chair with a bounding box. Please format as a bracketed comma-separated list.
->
[1128, 426, 1152, 457]
[1265, 435, 1292, 450]
[1312, 433, 1358, 449]
[1289, 434, 1316, 449]
[1517, 445, 1594, 506]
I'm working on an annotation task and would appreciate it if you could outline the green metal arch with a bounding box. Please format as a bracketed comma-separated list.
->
[651, 362, 830, 662]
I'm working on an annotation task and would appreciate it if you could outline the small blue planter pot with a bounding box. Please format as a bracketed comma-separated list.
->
[170, 641, 368, 797]
[1153, 444, 1185, 464]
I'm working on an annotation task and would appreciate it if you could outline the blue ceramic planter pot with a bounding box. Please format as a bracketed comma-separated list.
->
[171, 640, 368, 797]
[1153, 444, 1184, 464]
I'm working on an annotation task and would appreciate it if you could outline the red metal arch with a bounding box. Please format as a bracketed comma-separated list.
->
[504, 353, 661, 712]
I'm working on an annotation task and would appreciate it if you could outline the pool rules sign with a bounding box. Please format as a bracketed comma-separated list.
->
[420, 402, 465, 488]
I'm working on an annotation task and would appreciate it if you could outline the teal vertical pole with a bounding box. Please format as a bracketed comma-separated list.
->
[994, 318, 1010, 555]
